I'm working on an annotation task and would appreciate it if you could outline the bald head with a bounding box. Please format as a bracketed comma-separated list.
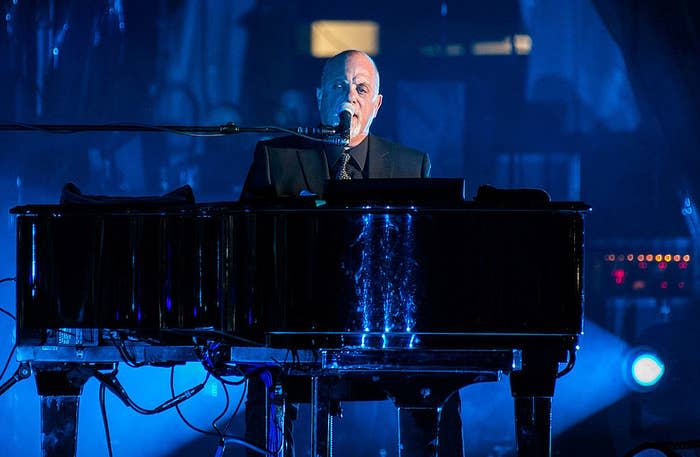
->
[317, 50, 383, 147]
[321, 50, 381, 96]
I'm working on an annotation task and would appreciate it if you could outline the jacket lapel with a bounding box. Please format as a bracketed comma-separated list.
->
[296, 147, 328, 195]
[367, 135, 393, 178]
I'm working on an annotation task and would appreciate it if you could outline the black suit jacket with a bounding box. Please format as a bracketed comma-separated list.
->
[240, 134, 431, 200]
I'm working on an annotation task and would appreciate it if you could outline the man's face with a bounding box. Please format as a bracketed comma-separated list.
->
[317, 52, 383, 147]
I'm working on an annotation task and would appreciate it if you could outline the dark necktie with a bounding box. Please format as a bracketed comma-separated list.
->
[335, 152, 352, 180]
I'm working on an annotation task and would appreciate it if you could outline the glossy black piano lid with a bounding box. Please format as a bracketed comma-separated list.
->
[12, 203, 587, 347]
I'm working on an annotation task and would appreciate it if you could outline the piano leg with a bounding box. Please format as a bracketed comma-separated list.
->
[269, 381, 287, 457]
[397, 406, 441, 457]
[509, 351, 559, 457]
[310, 376, 333, 457]
[32, 363, 94, 457]
[388, 381, 467, 457]
[512, 397, 552, 457]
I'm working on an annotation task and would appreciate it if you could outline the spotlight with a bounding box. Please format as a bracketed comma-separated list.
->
[626, 449, 667, 457]
[624, 348, 665, 390]
[624, 440, 700, 457]
[631, 353, 665, 387]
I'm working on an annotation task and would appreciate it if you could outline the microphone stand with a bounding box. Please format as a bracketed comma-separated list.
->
[0, 121, 347, 145]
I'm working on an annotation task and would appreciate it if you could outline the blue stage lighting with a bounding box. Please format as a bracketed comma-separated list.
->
[631, 353, 665, 387]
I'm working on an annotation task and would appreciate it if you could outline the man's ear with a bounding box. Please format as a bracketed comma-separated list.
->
[372, 93, 383, 118]
[316, 87, 322, 111]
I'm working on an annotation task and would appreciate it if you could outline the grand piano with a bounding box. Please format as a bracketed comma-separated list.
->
[10, 181, 589, 457]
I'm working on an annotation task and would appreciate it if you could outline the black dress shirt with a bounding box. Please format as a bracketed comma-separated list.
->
[326, 136, 369, 179]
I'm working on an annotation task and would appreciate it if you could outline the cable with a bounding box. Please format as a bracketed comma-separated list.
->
[0, 363, 30, 397]
[170, 365, 271, 456]
[0, 276, 21, 388]
[94, 368, 206, 415]
[198, 343, 247, 386]
[211, 380, 230, 441]
[1, 278, 18, 321]
[99, 383, 114, 457]
[556, 348, 577, 378]
[170, 366, 215, 436]
[0, 344, 17, 381]
[109, 336, 145, 368]
[223, 380, 247, 436]
[214, 373, 247, 386]
[216, 437, 276, 457]
[0, 307, 16, 321]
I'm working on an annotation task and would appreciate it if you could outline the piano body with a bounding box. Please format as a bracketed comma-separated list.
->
[10, 189, 589, 457]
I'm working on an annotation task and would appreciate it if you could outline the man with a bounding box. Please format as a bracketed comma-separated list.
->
[241, 50, 462, 456]
[241, 50, 430, 199]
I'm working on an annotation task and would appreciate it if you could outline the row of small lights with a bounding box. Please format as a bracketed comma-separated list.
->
[606, 254, 691, 263]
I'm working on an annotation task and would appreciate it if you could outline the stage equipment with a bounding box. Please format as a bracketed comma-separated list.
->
[595, 248, 692, 297]
[623, 348, 665, 390]
[587, 238, 694, 345]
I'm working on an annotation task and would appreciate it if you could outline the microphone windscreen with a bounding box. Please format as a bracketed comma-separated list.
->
[338, 103, 354, 141]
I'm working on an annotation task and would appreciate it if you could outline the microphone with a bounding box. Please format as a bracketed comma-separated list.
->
[296, 103, 353, 146]
[336, 102, 354, 144]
